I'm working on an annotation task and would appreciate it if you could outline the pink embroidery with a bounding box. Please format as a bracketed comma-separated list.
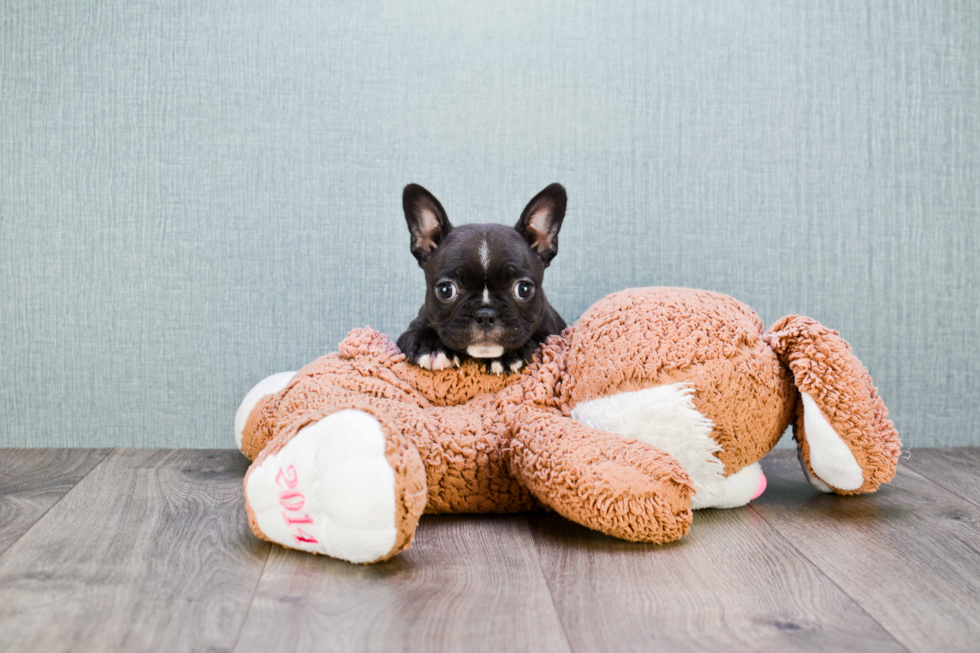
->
[275, 465, 298, 489]
[292, 529, 318, 544]
[275, 465, 319, 545]
[282, 512, 314, 526]
[278, 491, 305, 512]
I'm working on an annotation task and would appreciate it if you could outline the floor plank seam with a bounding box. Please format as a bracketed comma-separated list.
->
[523, 515, 577, 653]
[745, 504, 914, 653]
[899, 464, 980, 511]
[228, 542, 273, 653]
[0, 448, 115, 560]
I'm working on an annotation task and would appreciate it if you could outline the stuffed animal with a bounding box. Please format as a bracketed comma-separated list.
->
[234, 287, 900, 563]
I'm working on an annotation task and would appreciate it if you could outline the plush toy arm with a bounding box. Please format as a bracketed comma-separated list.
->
[764, 316, 901, 495]
[506, 405, 695, 543]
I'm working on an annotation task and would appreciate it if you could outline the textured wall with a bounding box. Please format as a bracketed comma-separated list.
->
[1, 0, 978, 448]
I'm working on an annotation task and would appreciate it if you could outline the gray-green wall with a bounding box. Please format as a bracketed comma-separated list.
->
[2, 0, 978, 448]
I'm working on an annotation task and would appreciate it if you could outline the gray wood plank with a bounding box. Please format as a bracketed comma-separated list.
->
[528, 505, 908, 653]
[0, 449, 270, 653]
[902, 448, 980, 508]
[0, 448, 111, 556]
[233, 514, 572, 653]
[753, 450, 980, 653]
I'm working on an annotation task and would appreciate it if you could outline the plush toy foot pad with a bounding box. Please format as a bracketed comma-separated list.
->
[697, 461, 767, 509]
[244, 409, 405, 563]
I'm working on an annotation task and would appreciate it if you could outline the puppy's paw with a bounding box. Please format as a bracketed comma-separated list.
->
[397, 329, 461, 371]
[415, 348, 461, 371]
[481, 340, 536, 375]
[481, 351, 529, 375]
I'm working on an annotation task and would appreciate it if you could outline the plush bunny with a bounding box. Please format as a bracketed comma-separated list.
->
[235, 287, 900, 563]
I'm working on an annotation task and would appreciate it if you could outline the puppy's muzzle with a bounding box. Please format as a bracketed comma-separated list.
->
[474, 307, 497, 329]
[467, 309, 506, 358]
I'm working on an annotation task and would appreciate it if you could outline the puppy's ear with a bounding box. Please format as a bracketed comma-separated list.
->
[403, 184, 452, 266]
[515, 183, 566, 266]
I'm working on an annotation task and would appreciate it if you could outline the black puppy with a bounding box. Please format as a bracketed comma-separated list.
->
[397, 183, 567, 375]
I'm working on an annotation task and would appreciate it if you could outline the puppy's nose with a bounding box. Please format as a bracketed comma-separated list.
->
[474, 307, 497, 329]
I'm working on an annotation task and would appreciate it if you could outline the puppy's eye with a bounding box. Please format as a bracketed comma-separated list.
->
[514, 280, 535, 300]
[435, 281, 457, 301]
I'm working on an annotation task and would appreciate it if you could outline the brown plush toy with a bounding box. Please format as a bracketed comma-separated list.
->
[234, 287, 900, 563]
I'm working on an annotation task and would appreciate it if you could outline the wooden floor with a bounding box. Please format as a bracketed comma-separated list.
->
[0, 449, 978, 653]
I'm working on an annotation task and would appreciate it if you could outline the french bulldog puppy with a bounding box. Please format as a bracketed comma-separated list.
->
[397, 183, 568, 375]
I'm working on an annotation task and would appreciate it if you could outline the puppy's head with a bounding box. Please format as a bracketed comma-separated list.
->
[403, 183, 566, 358]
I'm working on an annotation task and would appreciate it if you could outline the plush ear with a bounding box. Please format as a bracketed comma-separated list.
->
[764, 315, 901, 495]
[403, 184, 452, 266]
[515, 183, 566, 266]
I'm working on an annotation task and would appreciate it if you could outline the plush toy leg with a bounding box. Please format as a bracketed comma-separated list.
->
[570, 382, 768, 510]
[506, 407, 695, 543]
[765, 316, 901, 495]
[243, 407, 428, 564]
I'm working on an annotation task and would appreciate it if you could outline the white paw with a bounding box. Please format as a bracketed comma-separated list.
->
[800, 392, 864, 491]
[490, 361, 504, 375]
[234, 371, 297, 450]
[244, 409, 398, 563]
[416, 351, 459, 371]
[509, 360, 524, 373]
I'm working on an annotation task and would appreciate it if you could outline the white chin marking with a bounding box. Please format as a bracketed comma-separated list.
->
[801, 392, 864, 491]
[245, 409, 398, 564]
[572, 382, 733, 509]
[235, 371, 297, 450]
[467, 344, 504, 358]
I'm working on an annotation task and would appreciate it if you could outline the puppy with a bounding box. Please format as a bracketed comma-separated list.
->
[397, 183, 568, 375]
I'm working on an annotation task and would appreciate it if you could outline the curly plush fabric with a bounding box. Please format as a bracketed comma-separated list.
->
[764, 315, 901, 494]
[567, 288, 797, 473]
[243, 340, 533, 518]
[238, 287, 900, 562]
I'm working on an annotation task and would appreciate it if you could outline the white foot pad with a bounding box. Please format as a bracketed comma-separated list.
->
[235, 371, 297, 450]
[695, 461, 765, 510]
[800, 392, 864, 491]
[245, 409, 398, 563]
